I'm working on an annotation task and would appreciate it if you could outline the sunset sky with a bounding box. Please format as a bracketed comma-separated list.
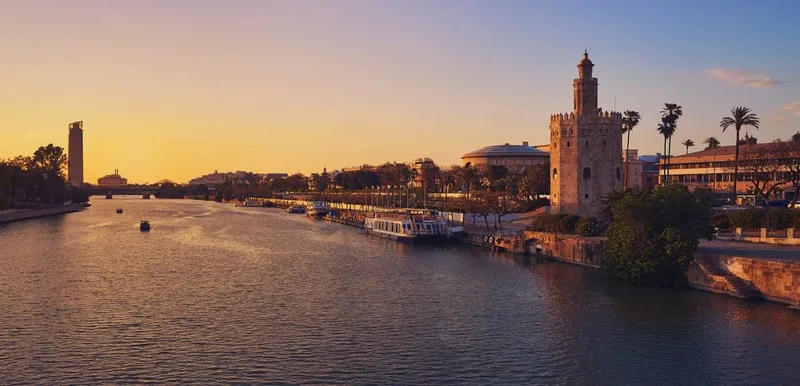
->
[1, 0, 799, 184]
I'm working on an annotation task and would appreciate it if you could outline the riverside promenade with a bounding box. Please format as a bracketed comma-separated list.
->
[0, 204, 85, 224]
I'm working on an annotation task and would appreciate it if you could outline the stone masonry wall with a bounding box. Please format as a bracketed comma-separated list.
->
[724, 256, 800, 305]
[523, 231, 604, 268]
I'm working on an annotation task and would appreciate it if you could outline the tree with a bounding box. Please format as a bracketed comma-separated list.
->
[518, 164, 549, 204]
[603, 184, 714, 286]
[660, 103, 683, 180]
[703, 136, 721, 150]
[775, 140, 800, 206]
[621, 110, 642, 189]
[657, 117, 674, 182]
[681, 139, 695, 154]
[32, 144, 68, 178]
[720, 106, 760, 203]
[735, 142, 786, 205]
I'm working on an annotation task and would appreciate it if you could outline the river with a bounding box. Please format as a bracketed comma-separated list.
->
[1, 197, 798, 384]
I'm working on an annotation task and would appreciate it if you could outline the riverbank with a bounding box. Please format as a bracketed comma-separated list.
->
[0, 204, 85, 224]
[457, 227, 800, 308]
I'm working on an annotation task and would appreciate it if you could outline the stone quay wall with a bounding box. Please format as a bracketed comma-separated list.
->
[522, 231, 605, 268]
[0, 204, 84, 224]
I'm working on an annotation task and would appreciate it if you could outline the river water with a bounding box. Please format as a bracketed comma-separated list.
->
[1, 198, 798, 384]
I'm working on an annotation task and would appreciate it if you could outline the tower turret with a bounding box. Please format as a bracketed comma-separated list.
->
[573, 50, 598, 117]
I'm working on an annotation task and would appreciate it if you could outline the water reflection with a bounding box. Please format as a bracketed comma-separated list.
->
[0, 199, 798, 384]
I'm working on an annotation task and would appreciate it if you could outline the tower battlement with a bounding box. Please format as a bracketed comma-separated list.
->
[549, 110, 622, 124]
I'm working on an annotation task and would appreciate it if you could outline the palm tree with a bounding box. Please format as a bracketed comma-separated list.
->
[682, 139, 695, 154]
[660, 103, 683, 180]
[703, 136, 721, 149]
[720, 106, 760, 204]
[621, 110, 641, 189]
[657, 117, 675, 182]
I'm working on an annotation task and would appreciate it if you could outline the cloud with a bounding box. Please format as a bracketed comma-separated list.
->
[708, 68, 782, 88]
[784, 101, 800, 117]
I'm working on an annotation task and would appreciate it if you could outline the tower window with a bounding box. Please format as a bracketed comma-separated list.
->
[583, 167, 591, 179]
[553, 168, 558, 178]
[554, 142, 557, 149]
[616, 167, 621, 179]
[585, 194, 589, 199]
[567, 141, 571, 147]
[603, 140, 607, 146]
[585, 140, 589, 147]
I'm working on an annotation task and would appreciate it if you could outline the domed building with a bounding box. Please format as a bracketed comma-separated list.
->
[461, 141, 550, 174]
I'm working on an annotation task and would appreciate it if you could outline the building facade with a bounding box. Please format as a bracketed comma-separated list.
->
[549, 52, 623, 216]
[660, 138, 800, 202]
[68, 121, 84, 184]
[461, 142, 550, 174]
[97, 169, 128, 186]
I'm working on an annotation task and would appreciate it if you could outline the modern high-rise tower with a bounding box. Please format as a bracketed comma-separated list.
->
[68, 121, 84, 184]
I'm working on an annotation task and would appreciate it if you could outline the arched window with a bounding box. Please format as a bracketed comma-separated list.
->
[567, 141, 571, 147]
[583, 167, 591, 179]
[553, 142, 557, 149]
[585, 193, 589, 199]
[616, 167, 621, 179]
[585, 140, 589, 147]
[553, 168, 558, 178]
[603, 140, 607, 146]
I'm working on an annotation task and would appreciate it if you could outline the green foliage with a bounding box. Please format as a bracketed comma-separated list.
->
[528, 213, 600, 235]
[726, 207, 800, 230]
[710, 212, 730, 230]
[764, 207, 793, 230]
[575, 217, 604, 237]
[603, 184, 714, 286]
[70, 187, 90, 204]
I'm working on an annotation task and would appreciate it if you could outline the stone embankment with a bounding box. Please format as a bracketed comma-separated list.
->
[461, 228, 800, 308]
[0, 204, 85, 224]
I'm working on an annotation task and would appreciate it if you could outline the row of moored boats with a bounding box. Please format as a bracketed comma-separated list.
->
[286, 201, 461, 241]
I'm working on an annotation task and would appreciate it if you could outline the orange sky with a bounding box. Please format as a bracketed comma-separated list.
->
[2, 1, 798, 184]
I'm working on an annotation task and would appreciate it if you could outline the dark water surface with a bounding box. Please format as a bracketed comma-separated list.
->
[1, 198, 799, 384]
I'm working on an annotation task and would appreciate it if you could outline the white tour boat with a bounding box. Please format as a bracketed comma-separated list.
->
[363, 209, 450, 241]
[306, 201, 330, 218]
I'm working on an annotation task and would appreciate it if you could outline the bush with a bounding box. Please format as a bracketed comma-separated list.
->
[529, 213, 580, 234]
[727, 208, 766, 229]
[710, 212, 730, 230]
[603, 184, 714, 286]
[764, 207, 793, 230]
[575, 217, 604, 237]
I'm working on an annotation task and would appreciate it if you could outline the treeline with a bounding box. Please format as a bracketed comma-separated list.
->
[0, 144, 88, 210]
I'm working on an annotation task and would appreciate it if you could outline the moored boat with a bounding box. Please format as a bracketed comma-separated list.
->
[140, 220, 150, 232]
[116, 208, 123, 214]
[363, 209, 450, 241]
[306, 201, 330, 218]
[286, 204, 306, 214]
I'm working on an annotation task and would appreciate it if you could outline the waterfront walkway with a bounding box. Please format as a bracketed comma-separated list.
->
[698, 239, 800, 261]
[0, 204, 84, 224]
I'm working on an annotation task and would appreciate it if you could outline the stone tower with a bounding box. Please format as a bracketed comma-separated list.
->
[549, 51, 623, 216]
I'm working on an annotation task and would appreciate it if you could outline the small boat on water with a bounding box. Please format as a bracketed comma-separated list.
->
[306, 201, 330, 218]
[105, 193, 113, 199]
[116, 208, 123, 214]
[364, 209, 450, 241]
[236, 199, 261, 208]
[140, 220, 150, 232]
[286, 204, 306, 214]
[142, 193, 151, 199]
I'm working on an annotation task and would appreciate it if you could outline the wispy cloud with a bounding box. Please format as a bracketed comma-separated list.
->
[784, 101, 800, 117]
[708, 68, 782, 88]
